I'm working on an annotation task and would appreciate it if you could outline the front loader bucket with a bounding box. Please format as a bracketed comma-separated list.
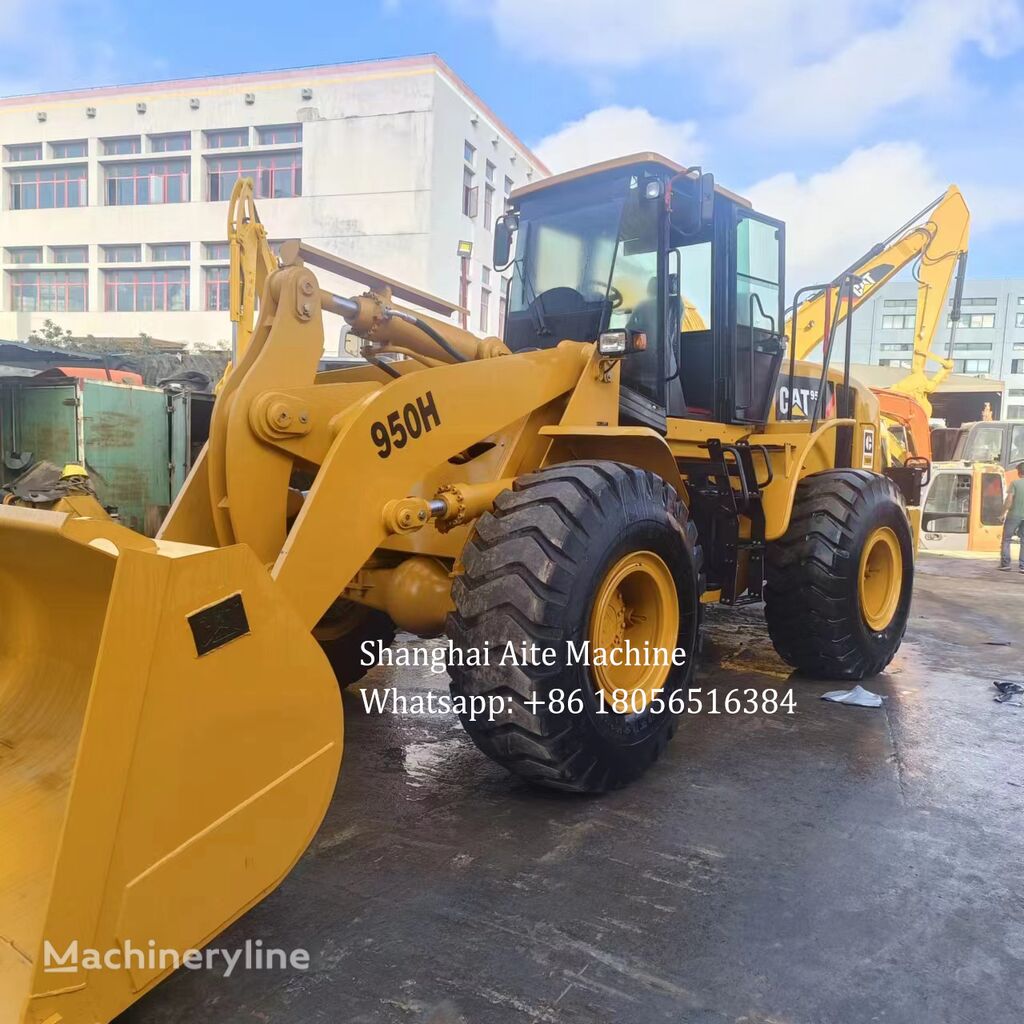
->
[0, 507, 342, 1024]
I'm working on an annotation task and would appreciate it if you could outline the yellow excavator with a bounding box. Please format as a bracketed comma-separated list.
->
[1, 155, 928, 1024]
[785, 185, 970, 463]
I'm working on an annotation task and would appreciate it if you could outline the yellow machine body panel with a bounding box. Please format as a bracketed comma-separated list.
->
[0, 507, 341, 1024]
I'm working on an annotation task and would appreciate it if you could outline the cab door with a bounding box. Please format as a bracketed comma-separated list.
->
[730, 209, 786, 424]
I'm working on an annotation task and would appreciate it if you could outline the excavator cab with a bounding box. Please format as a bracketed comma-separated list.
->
[495, 154, 787, 430]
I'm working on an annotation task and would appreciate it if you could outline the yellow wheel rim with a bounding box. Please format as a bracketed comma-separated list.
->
[589, 550, 679, 710]
[858, 527, 902, 631]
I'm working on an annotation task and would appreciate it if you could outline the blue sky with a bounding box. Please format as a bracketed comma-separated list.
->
[3, 0, 1023, 285]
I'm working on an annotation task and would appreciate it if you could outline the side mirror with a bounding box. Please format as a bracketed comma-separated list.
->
[698, 171, 715, 227]
[669, 170, 715, 237]
[493, 213, 517, 270]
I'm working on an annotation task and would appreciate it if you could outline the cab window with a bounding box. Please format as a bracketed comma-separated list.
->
[923, 472, 971, 533]
[964, 425, 1004, 463]
[981, 473, 1005, 525]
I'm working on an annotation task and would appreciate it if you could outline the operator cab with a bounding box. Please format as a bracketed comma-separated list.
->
[494, 154, 787, 431]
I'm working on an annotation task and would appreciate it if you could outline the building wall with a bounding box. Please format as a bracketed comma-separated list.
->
[834, 278, 1024, 417]
[0, 56, 543, 350]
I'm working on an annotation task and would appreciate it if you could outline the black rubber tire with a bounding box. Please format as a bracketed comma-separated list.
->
[764, 469, 913, 680]
[447, 461, 703, 793]
[316, 602, 396, 688]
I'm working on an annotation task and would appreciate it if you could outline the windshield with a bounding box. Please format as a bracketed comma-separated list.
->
[509, 196, 622, 315]
[504, 171, 638, 354]
[963, 425, 1004, 463]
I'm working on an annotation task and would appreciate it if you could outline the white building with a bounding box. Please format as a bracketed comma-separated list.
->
[0, 55, 545, 350]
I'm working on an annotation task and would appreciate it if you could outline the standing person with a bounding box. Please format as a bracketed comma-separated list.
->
[999, 463, 1024, 572]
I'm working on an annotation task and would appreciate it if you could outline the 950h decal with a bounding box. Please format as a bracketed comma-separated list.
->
[370, 391, 441, 459]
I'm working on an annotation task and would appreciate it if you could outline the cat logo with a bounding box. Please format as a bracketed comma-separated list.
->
[850, 263, 894, 299]
[862, 428, 875, 469]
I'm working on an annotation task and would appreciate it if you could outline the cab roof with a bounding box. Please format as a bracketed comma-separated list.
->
[511, 152, 752, 208]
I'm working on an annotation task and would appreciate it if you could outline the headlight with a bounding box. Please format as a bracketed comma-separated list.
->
[598, 330, 627, 355]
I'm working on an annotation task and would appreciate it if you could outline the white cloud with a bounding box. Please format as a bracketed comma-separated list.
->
[746, 143, 945, 292]
[449, 0, 1024, 142]
[0, 0, 138, 97]
[740, 0, 1024, 140]
[534, 106, 704, 174]
[451, 0, 868, 71]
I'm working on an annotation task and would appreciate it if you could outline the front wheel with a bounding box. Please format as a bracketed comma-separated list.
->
[448, 462, 703, 793]
[765, 469, 913, 679]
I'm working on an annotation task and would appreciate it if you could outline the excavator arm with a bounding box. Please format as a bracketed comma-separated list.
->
[219, 178, 281, 387]
[787, 185, 970, 416]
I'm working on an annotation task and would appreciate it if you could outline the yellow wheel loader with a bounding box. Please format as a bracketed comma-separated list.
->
[0, 154, 925, 1024]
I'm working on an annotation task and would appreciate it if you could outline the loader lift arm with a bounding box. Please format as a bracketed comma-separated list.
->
[786, 185, 970, 434]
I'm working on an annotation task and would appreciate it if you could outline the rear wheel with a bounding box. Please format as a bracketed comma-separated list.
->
[315, 600, 395, 688]
[765, 469, 913, 679]
[448, 462, 702, 793]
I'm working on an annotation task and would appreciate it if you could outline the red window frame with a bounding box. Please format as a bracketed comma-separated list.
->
[105, 160, 190, 206]
[7, 247, 42, 264]
[257, 124, 301, 145]
[103, 136, 141, 155]
[10, 270, 87, 312]
[151, 243, 190, 262]
[9, 166, 87, 209]
[150, 132, 190, 153]
[52, 140, 87, 159]
[206, 152, 302, 200]
[205, 128, 249, 149]
[52, 246, 89, 264]
[104, 268, 190, 312]
[7, 143, 42, 162]
[204, 266, 230, 310]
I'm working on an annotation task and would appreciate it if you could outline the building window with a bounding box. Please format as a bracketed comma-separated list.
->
[462, 166, 478, 218]
[881, 314, 914, 329]
[504, 175, 513, 199]
[498, 292, 507, 339]
[105, 159, 190, 205]
[6, 143, 43, 162]
[51, 140, 87, 159]
[103, 136, 142, 156]
[9, 165, 87, 209]
[10, 270, 87, 311]
[479, 286, 490, 333]
[1009, 389, 1024, 398]
[883, 298, 915, 308]
[102, 244, 142, 263]
[949, 313, 995, 328]
[51, 245, 88, 264]
[204, 265, 230, 310]
[879, 358, 912, 368]
[6, 247, 42, 264]
[483, 182, 495, 227]
[1008, 405, 1024, 419]
[464, 140, 476, 166]
[150, 132, 190, 153]
[257, 124, 301, 145]
[952, 343, 993, 351]
[1016, 312, 1024, 328]
[204, 241, 230, 260]
[953, 359, 991, 374]
[206, 152, 302, 200]
[949, 296, 997, 306]
[104, 268, 189, 311]
[879, 343, 912, 352]
[485, 160, 495, 183]
[205, 128, 249, 149]
[1012, 360, 1024, 374]
[150, 242, 190, 262]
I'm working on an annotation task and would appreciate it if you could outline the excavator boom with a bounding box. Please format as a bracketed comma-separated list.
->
[786, 186, 970, 456]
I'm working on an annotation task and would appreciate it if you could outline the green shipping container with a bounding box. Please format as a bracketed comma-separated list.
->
[1, 378, 173, 534]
